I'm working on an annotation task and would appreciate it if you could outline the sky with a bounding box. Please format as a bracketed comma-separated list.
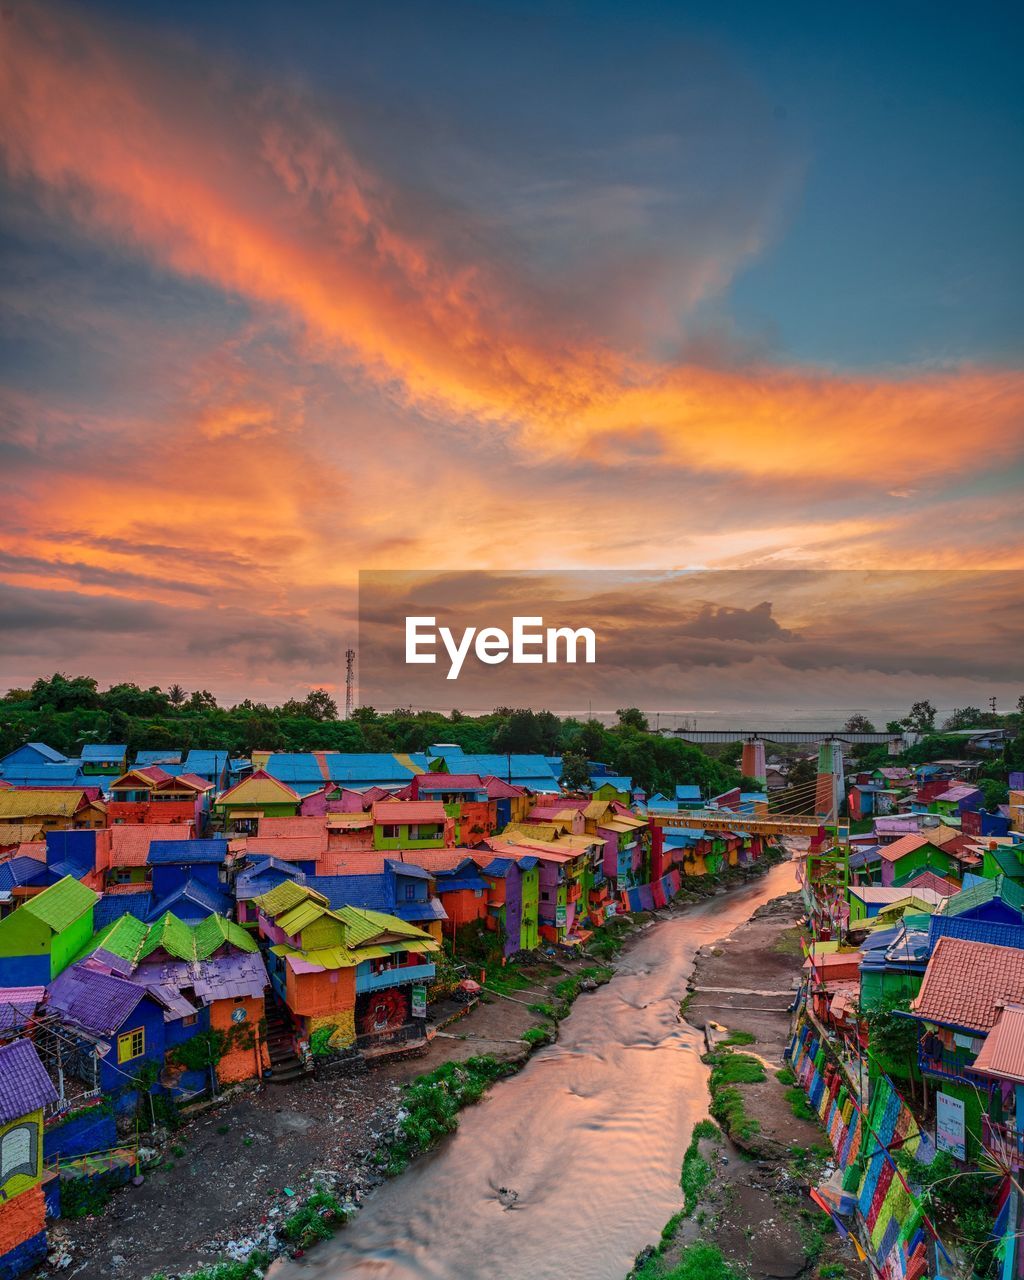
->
[0, 0, 1022, 714]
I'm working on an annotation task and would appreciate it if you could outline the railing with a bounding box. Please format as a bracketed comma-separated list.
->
[357, 963, 436, 993]
[566, 882, 582, 902]
[354, 1023, 428, 1052]
[982, 1116, 1024, 1165]
[917, 1047, 981, 1088]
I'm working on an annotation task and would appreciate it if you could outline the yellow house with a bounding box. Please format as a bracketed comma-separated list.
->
[0, 1039, 57, 1274]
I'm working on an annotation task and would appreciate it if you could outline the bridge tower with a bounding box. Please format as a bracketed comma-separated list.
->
[741, 737, 767, 788]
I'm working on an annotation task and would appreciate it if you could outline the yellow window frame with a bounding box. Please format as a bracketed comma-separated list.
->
[117, 1027, 145, 1063]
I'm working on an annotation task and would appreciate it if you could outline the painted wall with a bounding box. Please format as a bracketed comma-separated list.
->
[211, 995, 269, 1084]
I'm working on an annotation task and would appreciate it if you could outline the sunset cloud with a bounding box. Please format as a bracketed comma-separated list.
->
[0, 1, 1020, 705]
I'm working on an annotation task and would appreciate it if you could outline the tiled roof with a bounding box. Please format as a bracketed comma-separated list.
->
[146, 879, 231, 921]
[94, 892, 152, 930]
[0, 987, 45, 1034]
[971, 1005, 1024, 1083]
[0, 790, 91, 819]
[110, 823, 193, 867]
[147, 838, 227, 865]
[0, 856, 50, 891]
[47, 963, 155, 1036]
[0, 824, 45, 847]
[21, 876, 97, 932]
[371, 800, 447, 824]
[0, 1038, 58, 1122]
[911, 936, 1024, 1031]
[900, 870, 961, 897]
[257, 816, 329, 839]
[244, 835, 326, 862]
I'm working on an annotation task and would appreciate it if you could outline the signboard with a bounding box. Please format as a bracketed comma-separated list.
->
[936, 1091, 966, 1161]
[605, 902, 617, 919]
[231, 1006, 248, 1023]
[555, 904, 567, 928]
[411, 986, 427, 1019]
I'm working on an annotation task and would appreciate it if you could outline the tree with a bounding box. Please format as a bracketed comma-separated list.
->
[616, 707, 648, 733]
[167, 684, 187, 708]
[942, 706, 983, 731]
[559, 750, 591, 792]
[303, 689, 338, 721]
[187, 689, 218, 711]
[843, 714, 876, 734]
[29, 673, 99, 712]
[981, 778, 1008, 809]
[903, 700, 936, 733]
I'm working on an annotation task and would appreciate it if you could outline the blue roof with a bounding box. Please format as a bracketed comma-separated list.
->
[590, 775, 632, 791]
[0, 857, 50, 891]
[384, 859, 431, 881]
[25, 743, 67, 763]
[392, 899, 447, 922]
[135, 751, 183, 766]
[675, 785, 702, 800]
[479, 854, 538, 876]
[325, 753, 429, 783]
[148, 839, 227, 865]
[0, 763, 89, 787]
[94, 892, 152, 930]
[80, 744, 126, 760]
[146, 878, 231, 922]
[0, 1039, 58, 1123]
[428, 752, 560, 783]
[182, 750, 229, 777]
[45, 859, 88, 884]
[308, 873, 393, 913]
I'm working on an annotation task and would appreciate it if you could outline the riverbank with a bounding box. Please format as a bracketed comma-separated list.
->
[628, 894, 870, 1280]
[47, 858, 790, 1280]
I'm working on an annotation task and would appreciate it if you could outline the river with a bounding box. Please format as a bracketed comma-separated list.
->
[272, 859, 798, 1280]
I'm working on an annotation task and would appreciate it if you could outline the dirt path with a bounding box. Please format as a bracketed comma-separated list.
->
[633, 893, 871, 1280]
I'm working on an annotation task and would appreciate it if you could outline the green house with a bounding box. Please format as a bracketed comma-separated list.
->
[0, 876, 98, 985]
[372, 801, 447, 851]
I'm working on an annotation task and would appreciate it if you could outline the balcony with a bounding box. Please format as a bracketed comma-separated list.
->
[357, 962, 436, 994]
[918, 1046, 981, 1088]
[566, 882, 582, 903]
[982, 1116, 1024, 1167]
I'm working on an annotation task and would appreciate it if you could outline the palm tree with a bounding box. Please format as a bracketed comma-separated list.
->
[167, 684, 186, 708]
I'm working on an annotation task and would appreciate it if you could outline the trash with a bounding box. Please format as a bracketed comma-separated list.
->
[283, 1187, 295, 1197]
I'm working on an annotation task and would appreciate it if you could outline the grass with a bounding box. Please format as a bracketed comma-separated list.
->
[706, 1050, 765, 1143]
[482, 964, 533, 996]
[784, 1087, 817, 1121]
[279, 1186, 348, 1249]
[719, 1029, 756, 1046]
[374, 1055, 513, 1177]
[632, 1242, 746, 1280]
[680, 1121, 720, 1216]
[772, 926, 804, 956]
[147, 1252, 272, 1280]
[522, 1025, 554, 1048]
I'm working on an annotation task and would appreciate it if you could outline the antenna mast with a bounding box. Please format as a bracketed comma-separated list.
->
[344, 648, 355, 720]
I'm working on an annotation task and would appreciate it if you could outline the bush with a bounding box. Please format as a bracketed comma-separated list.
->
[280, 1186, 348, 1249]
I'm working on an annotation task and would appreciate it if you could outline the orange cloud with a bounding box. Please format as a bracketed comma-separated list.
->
[1, 2, 1021, 491]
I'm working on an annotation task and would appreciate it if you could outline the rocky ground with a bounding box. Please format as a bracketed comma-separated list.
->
[632, 893, 870, 1280]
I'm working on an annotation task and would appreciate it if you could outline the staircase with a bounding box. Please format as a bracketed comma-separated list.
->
[264, 1001, 309, 1084]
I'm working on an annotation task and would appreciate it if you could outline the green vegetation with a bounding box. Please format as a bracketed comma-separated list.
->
[632, 1242, 745, 1280]
[522, 1025, 554, 1048]
[0, 675, 743, 797]
[148, 1250, 272, 1280]
[718, 1029, 756, 1046]
[375, 1055, 513, 1177]
[60, 1171, 124, 1218]
[900, 1151, 1000, 1279]
[279, 1186, 349, 1249]
[680, 1121, 720, 1216]
[705, 1049, 765, 1143]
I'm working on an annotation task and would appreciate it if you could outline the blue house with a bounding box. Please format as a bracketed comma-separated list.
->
[675, 785, 704, 810]
[80, 743, 128, 776]
[44, 830, 100, 882]
[0, 743, 88, 788]
[147, 878, 233, 924]
[134, 751, 182, 768]
[148, 840, 227, 899]
[181, 751, 230, 790]
[928, 876, 1024, 953]
[308, 861, 444, 934]
[46, 963, 168, 1093]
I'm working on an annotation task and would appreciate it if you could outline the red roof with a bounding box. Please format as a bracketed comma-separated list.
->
[879, 833, 949, 863]
[911, 936, 1024, 1032]
[109, 823, 192, 867]
[972, 1005, 1024, 1083]
[481, 776, 528, 799]
[257, 816, 328, 839]
[901, 869, 961, 896]
[371, 800, 447, 824]
[415, 774, 485, 790]
[245, 835, 327, 862]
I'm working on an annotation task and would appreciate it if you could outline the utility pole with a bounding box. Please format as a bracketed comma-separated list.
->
[344, 648, 355, 720]
[990, 696, 998, 715]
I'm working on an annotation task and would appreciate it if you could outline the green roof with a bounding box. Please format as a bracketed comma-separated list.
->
[335, 905, 431, 947]
[22, 876, 97, 933]
[990, 848, 1024, 880]
[943, 874, 1024, 919]
[193, 914, 256, 959]
[89, 911, 258, 966]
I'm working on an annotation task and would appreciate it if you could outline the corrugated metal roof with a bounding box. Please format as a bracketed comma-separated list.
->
[148, 838, 227, 865]
[971, 1004, 1024, 1083]
[81, 744, 127, 760]
[22, 875, 97, 932]
[371, 800, 446, 824]
[47, 963, 155, 1036]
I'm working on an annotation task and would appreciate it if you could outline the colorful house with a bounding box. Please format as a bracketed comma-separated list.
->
[106, 767, 213, 829]
[474, 852, 540, 955]
[147, 839, 227, 900]
[0, 1039, 58, 1280]
[845, 884, 945, 926]
[307, 862, 446, 941]
[371, 801, 448, 851]
[214, 771, 301, 833]
[910, 935, 1024, 1158]
[45, 964, 169, 1093]
[85, 911, 270, 1086]
[927, 875, 1024, 952]
[877, 831, 961, 888]
[254, 883, 438, 1054]
[105, 823, 193, 887]
[79, 744, 128, 777]
[0, 790, 105, 833]
[0, 878, 98, 985]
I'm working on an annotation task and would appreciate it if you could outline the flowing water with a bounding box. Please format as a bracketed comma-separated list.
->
[273, 860, 798, 1280]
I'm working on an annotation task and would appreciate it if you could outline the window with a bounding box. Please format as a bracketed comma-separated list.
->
[0, 1123, 36, 1185]
[382, 824, 399, 839]
[182, 1014, 197, 1027]
[117, 1027, 145, 1063]
[404, 884, 416, 901]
